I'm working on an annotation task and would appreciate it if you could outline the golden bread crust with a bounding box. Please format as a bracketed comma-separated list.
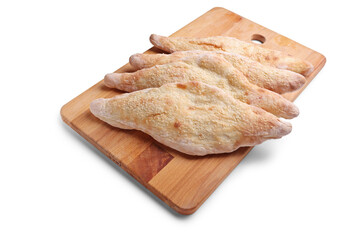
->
[90, 82, 292, 156]
[129, 51, 306, 94]
[106, 53, 299, 119]
[150, 34, 313, 76]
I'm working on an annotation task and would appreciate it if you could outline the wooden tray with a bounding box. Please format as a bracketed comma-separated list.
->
[61, 7, 326, 215]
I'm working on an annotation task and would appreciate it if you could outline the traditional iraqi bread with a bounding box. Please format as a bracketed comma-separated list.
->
[129, 50, 306, 94]
[90, 81, 292, 156]
[105, 53, 299, 119]
[149, 34, 313, 76]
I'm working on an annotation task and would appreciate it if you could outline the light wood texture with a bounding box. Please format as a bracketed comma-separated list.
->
[61, 7, 326, 215]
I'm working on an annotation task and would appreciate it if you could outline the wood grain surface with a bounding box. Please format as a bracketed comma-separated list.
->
[61, 7, 326, 215]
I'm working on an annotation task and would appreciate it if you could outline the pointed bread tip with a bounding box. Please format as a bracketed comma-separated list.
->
[269, 119, 292, 138]
[129, 53, 145, 69]
[149, 34, 161, 45]
[279, 120, 292, 136]
[90, 98, 106, 117]
[104, 73, 118, 88]
[150, 34, 167, 51]
[286, 103, 300, 119]
[292, 73, 307, 90]
[303, 61, 314, 76]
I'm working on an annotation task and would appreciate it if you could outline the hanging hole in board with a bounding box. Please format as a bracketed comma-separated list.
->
[251, 34, 266, 44]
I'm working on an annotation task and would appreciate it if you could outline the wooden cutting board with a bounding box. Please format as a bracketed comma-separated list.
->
[61, 7, 326, 215]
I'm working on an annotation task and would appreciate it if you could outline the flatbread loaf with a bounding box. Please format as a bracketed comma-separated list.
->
[90, 81, 292, 156]
[105, 53, 299, 119]
[150, 34, 313, 76]
[129, 50, 306, 94]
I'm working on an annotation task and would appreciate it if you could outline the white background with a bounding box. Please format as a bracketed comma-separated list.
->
[1, 0, 359, 239]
